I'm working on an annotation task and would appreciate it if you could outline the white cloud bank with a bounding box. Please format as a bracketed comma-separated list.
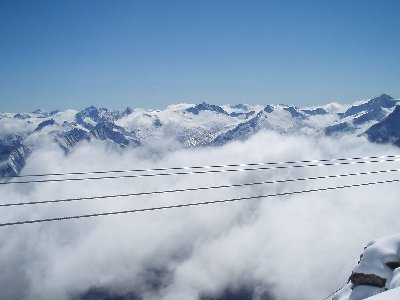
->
[1, 131, 400, 300]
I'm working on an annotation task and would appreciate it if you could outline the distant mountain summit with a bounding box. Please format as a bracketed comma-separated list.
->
[186, 102, 228, 115]
[325, 94, 399, 136]
[341, 94, 396, 118]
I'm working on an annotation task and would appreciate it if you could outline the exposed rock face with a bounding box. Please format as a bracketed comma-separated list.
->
[212, 110, 272, 145]
[56, 128, 92, 152]
[122, 107, 133, 116]
[386, 262, 400, 270]
[262, 105, 274, 113]
[349, 272, 386, 288]
[0, 135, 31, 177]
[90, 121, 140, 147]
[34, 119, 57, 132]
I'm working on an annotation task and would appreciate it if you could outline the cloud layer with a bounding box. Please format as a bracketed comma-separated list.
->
[1, 131, 400, 300]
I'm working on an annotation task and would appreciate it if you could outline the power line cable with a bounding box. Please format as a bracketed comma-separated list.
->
[2, 155, 399, 179]
[1, 158, 400, 185]
[322, 284, 346, 300]
[2, 168, 399, 208]
[1, 178, 399, 227]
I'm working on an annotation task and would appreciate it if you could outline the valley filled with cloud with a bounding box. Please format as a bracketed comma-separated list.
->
[1, 97, 400, 299]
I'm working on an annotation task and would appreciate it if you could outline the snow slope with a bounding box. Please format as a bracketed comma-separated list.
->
[334, 234, 400, 300]
[367, 287, 400, 299]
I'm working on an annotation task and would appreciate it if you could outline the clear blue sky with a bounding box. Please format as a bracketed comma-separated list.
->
[0, 0, 399, 112]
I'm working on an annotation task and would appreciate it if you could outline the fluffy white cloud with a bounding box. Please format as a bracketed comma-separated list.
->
[0, 131, 400, 300]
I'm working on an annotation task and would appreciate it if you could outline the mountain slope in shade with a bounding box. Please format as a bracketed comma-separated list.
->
[212, 107, 274, 145]
[341, 94, 397, 118]
[91, 121, 140, 147]
[34, 119, 58, 132]
[56, 128, 92, 152]
[323, 94, 399, 136]
[353, 107, 386, 126]
[365, 106, 400, 146]
[0, 135, 31, 177]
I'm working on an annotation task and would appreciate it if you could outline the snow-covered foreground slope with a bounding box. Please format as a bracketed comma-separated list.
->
[334, 234, 400, 300]
[367, 287, 400, 299]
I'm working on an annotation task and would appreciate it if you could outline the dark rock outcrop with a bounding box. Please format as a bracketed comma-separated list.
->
[349, 272, 386, 288]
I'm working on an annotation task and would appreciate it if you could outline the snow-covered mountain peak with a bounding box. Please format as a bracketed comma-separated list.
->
[342, 94, 398, 119]
[31, 108, 48, 116]
[263, 105, 274, 113]
[186, 102, 228, 115]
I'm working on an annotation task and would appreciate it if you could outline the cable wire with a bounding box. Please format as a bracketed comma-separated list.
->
[1, 178, 399, 227]
[322, 284, 346, 300]
[2, 154, 399, 179]
[2, 168, 400, 208]
[1, 158, 400, 185]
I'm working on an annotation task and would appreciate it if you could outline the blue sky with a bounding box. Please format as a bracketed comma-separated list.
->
[0, 0, 399, 111]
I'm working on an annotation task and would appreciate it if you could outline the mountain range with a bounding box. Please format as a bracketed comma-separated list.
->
[0, 94, 399, 177]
